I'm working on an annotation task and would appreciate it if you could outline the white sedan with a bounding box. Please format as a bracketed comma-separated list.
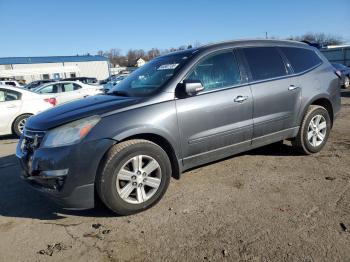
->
[33, 81, 103, 105]
[0, 85, 56, 136]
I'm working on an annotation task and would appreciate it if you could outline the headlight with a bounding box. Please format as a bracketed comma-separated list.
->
[41, 115, 101, 148]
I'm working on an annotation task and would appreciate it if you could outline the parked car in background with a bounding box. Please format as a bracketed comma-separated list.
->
[0, 85, 55, 136]
[16, 40, 341, 215]
[99, 75, 115, 85]
[100, 74, 129, 85]
[103, 74, 128, 93]
[32, 81, 103, 105]
[63, 77, 98, 84]
[24, 79, 57, 90]
[0, 80, 23, 87]
[332, 63, 350, 89]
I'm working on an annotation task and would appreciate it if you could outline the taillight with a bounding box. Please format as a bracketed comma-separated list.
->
[335, 70, 342, 78]
[44, 97, 57, 106]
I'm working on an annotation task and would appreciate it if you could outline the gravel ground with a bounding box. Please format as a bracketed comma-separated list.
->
[0, 91, 349, 262]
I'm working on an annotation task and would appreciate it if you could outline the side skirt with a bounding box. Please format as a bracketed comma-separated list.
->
[181, 126, 299, 172]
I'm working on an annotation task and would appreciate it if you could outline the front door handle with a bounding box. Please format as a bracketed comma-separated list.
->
[288, 85, 300, 91]
[234, 95, 248, 103]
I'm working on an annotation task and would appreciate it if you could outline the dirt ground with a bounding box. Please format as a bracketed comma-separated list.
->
[0, 91, 349, 262]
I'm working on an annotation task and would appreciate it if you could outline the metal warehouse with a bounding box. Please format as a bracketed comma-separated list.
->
[0, 55, 109, 83]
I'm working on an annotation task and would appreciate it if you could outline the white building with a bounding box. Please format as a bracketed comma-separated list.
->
[0, 55, 109, 83]
[136, 58, 146, 67]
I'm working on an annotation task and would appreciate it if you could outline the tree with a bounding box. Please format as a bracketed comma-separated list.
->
[288, 32, 344, 46]
[146, 48, 161, 60]
[126, 49, 146, 66]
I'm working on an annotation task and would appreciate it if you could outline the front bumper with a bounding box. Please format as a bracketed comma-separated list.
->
[16, 136, 115, 209]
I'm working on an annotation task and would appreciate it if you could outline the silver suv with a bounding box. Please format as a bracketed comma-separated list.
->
[17, 40, 341, 215]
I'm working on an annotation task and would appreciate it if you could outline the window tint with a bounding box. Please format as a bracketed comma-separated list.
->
[280, 47, 322, 73]
[186, 51, 241, 91]
[243, 47, 287, 81]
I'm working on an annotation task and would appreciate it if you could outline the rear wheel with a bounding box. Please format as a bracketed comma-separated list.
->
[96, 139, 171, 215]
[13, 114, 31, 137]
[292, 105, 331, 154]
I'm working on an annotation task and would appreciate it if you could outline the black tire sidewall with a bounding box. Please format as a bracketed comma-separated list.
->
[302, 108, 331, 153]
[99, 142, 171, 215]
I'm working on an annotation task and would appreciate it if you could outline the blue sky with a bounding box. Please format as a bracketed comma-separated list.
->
[0, 0, 349, 57]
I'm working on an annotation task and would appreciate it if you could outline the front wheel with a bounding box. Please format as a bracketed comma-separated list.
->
[292, 105, 331, 154]
[96, 139, 172, 215]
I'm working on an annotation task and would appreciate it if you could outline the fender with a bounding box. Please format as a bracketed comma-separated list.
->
[112, 125, 180, 156]
[111, 125, 183, 177]
[297, 93, 334, 126]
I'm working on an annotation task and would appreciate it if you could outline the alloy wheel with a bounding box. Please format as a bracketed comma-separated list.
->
[18, 118, 27, 134]
[116, 155, 162, 204]
[307, 114, 327, 147]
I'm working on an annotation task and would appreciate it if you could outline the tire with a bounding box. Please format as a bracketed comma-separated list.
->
[96, 139, 172, 215]
[12, 114, 31, 137]
[344, 76, 350, 89]
[292, 105, 331, 154]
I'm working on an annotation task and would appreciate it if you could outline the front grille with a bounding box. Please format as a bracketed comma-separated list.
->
[23, 129, 46, 152]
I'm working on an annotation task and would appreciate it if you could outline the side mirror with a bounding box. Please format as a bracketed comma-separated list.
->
[183, 80, 204, 96]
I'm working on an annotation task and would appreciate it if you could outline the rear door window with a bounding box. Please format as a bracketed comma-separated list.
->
[242, 47, 287, 81]
[280, 47, 322, 73]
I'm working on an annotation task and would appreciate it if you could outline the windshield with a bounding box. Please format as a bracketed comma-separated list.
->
[109, 53, 191, 97]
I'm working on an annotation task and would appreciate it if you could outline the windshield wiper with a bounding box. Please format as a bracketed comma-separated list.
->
[107, 90, 130, 97]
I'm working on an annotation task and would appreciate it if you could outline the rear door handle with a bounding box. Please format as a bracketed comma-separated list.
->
[288, 85, 300, 91]
[234, 95, 248, 103]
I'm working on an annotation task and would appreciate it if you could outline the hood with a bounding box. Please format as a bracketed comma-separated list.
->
[26, 94, 142, 131]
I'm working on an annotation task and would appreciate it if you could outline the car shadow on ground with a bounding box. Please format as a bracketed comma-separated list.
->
[0, 142, 299, 221]
[0, 154, 116, 220]
[0, 134, 18, 141]
[246, 142, 300, 156]
[341, 90, 350, 97]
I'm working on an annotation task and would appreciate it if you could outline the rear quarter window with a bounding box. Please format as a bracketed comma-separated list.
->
[280, 47, 322, 73]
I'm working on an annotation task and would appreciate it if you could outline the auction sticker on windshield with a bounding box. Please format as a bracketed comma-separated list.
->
[157, 64, 179, 70]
